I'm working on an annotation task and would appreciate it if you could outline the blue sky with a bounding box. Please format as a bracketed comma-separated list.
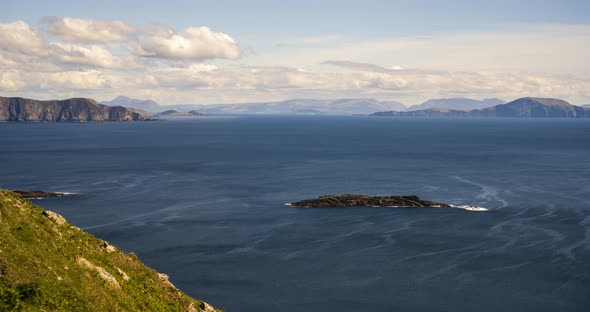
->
[1, 0, 589, 105]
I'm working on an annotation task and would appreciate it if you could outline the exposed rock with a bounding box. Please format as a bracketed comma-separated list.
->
[116, 267, 130, 281]
[158, 273, 177, 290]
[10, 190, 66, 198]
[76, 257, 121, 290]
[42, 210, 67, 225]
[100, 241, 117, 253]
[0, 96, 144, 122]
[189, 302, 217, 312]
[289, 194, 451, 208]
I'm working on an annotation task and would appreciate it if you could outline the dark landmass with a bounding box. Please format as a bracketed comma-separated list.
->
[0, 190, 219, 311]
[9, 190, 68, 198]
[0, 97, 143, 122]
[289, 194, 451, 208]
[158, 109, 206, 116]
[372, 97, 590, 118]
[407, 98, 506, 111]
[187, 110, 206, 116]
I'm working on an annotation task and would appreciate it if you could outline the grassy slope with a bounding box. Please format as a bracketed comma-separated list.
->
[0, 190, 220, 311]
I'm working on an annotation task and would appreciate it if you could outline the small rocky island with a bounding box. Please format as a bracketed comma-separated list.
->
[289, 194, 452, 208]
[9, 190, 68, 198]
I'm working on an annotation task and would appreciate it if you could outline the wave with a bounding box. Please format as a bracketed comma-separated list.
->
[453, 176, 508, 208]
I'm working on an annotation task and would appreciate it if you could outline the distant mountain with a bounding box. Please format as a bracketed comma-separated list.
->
[200, 98, 407, 115]
[0, 97, 144, 122]
[104, 96, 407, 115]
[582, 104, 590, 108]
[102, 96, 162, 112]
[407, 98, 506, 111]
[372, 97, 590, 118]
[158, 109, 205, 116]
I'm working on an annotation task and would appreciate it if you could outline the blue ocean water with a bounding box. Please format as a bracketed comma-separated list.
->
[1, 116, 589, 311]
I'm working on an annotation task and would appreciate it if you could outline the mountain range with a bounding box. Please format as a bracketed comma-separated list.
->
[372, 97, 590, 118]
[102, 97, 407, 115]
[101, 96, 518, 115]
[406, 98, 506, 111]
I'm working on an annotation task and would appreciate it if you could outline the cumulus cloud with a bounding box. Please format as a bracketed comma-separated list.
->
[44, 17, 136, 43]
[50, 43, 137, 69]
[1, 18, 588, 105]
[130, 25, 240, 61]
[0, 21, 48, 56]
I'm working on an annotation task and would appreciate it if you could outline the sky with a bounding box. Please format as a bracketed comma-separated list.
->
[1, 0, 590, 106]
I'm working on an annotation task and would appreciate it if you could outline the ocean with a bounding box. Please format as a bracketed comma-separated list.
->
[1, 116, 589, 311]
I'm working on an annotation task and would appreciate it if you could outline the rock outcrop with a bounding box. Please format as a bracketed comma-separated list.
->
[9, 190, 67, 198]
[289, 194, 451, 208]
[0, 96, 144, 122]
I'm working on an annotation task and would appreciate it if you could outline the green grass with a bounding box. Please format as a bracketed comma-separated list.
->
[0, 190, 220, 311]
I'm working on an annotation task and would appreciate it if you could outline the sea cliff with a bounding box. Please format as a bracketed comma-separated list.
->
[0, 97, 143, 122]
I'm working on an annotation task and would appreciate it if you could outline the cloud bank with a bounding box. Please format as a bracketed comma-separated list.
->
[0, 18, 588, 105]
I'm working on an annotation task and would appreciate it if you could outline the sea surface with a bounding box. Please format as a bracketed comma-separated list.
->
[1, 116, 589, 311]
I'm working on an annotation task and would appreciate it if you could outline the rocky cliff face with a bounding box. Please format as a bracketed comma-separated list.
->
[0, 97, 143, 122]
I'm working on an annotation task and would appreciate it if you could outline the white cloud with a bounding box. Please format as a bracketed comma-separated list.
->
[44, 17, 136, 43]
[0, 21, 47, 56]
[51, 43, 137, 69]
[0, 19, 588, 105]
[130, 26, 240, 61]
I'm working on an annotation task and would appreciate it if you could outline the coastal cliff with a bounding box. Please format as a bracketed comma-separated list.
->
[0, 97, 143, 122]
[0, 190, 219, 311]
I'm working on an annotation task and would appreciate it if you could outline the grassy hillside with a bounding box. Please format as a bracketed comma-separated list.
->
[0, 190, 219, 311]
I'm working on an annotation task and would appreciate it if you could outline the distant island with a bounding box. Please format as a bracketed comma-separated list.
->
[0, 97, 144, 122]
[288, 194, 451, 208]
[372, 97, 590, 118]
[158, 109, 206, 116]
